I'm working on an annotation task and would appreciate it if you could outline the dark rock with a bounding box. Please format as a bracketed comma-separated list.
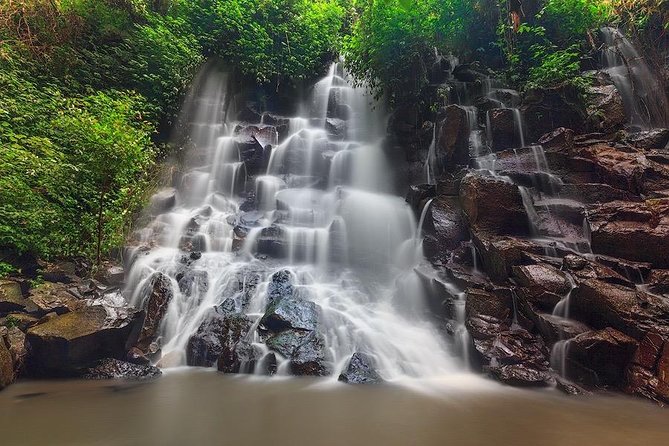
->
[177, 269, 209, 297]
[79, 358, 161, 380]
[435, 105, 472, 169]
[338, 352, 383, 384]
[460, 174, 530, 236]
[218, 340, 262, 374]
[512, 264, 571, 296]
[134, 273, 174, 354]
[0, 333, 13, 389]
[41, 261, 77, 283]
[472, 233, 545, 283]
[290, 332, 332, 376]
[260, 297, 318, 332]
[4, 326, 28, 377]
[487, 108, 521, 150]
[522, 85, 586, 142]
[488, 363, 553, 387]
[568, 328, 638, 387]
[237, 103, 262, 123]
[405, 184, 436, 215]
[29, 283, 85, 315]
[586, 84, 626, 132]
[267, 270, 294, 304]
[465, 288, 512, 321]
[0, 280, 34, 314]
[186, 310, 252, 367]
[587, 199, 669, 268]
[539, 127, 574, 151]
[27, 305, 143, 373]
[265, 329, 312, 358]
[422, 195, 469, 263]
[625, 129, 669, 150]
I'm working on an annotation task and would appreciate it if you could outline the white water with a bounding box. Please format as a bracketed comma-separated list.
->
[601, 27, 669, 129]
[124, 62, 457, 381]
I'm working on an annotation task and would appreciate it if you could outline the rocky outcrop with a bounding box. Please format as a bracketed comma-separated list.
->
[434, 105, 472, 169]
[26, 305, 142, 374]
[79, 358, 162, 380]
[338, 352, 382, 384]
[133, 272, 174, 357]
[586, 84, 626, 133]
[186, 309, 252, 367]
[487, 108, 521, 150]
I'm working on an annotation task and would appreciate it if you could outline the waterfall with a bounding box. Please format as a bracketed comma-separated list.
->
[124, 62, 457, 381]
[601, 27, 669, 129]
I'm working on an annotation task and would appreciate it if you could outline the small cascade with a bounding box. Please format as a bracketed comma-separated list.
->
[126, 61, 459, 381]
[601, 27, 669, 129]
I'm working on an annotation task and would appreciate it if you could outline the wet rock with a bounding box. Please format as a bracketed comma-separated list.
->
[539, 127, 575, 151]
[261, 113, 290, 139]
[558, 183, 639, 204]
[0, 334, 13, 389]
[435, 105, 472, 169]
[4, 326, 28, 377]
[452, 64, 486, 83]
[405, 184, 436, 215]
[472, 233, 545, 282]
[186, 310, 252, 367]
[177, 269, 209, 297]
[290, 332, 332, 376]
[267, 270, 294, 304]
[568, 328, 638, 387]
[218, 340, 269, 374]
[586, 84, 626, 132]
[150, 188, 177, 215]
[625, 129, 669, 150]
[260, 296, 318, 332]
[625, 363, 669, 404]
[488, 363, 553, 387]
[96, 266, 125, 287]
[576, 143, 669, 195]
[79, 358, 161, 380]
[0, 280, 34, 314]
[27, 305, 142, 373]
[522, 85, 585, 142]
[338, 352, 383, 384]
[134, 273, 174, 354]
[487, 108, 521, 150]
[512, 264, 571, 296]
[465, 288, 512, 321]
[422, 196, 469, 263]
[587, 199, 669, 268]
[265, 329, 312, 358]
[29, 283, 85, 315]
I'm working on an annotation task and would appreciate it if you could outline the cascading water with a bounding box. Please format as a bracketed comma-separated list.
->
[124, 62, 457, 381]
[601, 27, 669, 130]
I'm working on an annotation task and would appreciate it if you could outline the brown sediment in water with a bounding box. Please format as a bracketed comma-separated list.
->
[0, 371, 667, 446]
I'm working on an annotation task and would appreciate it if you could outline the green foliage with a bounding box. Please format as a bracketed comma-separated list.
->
[1, 315, 20, 329]
[0, 47, 155, 260]
[0, 262, 16, 278]
[540, 0, 614, 44]
[179, 0, 345, 84]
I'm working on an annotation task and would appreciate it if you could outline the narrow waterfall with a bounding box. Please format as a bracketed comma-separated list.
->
[601, 27, 669, 129]
[124, 62, 457, 380]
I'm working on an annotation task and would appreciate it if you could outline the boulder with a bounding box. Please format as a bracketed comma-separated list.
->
[472, 233, 545, 282]
[266, 270, 295, 304]
[0, 335, 13, 389]
[487, 108, 521, 150]
[133, 272, 174, 354]
[568, 328, 638, 387]
[177, 269, 209, 297]
[79, 358, 162, 380]
[586, 84, 626, 132]
[97, 266, 125, 287]
[538, 127, 575, 151]
[218, 340, 274, 374]
[422, 195, 469, 263]
[325, 118, 346, 140]
[587, 199, 669, 268]
[521, 85, 585, 142]
[465, 288, 512, 321]
[512, 264, 571, 297]
[405, 184, 436, 215]
[435, 105, 472, 170]
[0, 313, 39, 331]
[4, 326, 28, 377]
[625, 129, 669, 150]
[29, 283, 85, 315]
[40, 261, 77, 283]
[338, 352, 383, 384]
[460, 174, 530, 236]
[290, 332, 332, 376]
[27, 305, 142, 373]
[488, 363, 553, 387]
[186, 309, 252, 367]
[0, 280, 34, 314]
[260, 297, 318, 332]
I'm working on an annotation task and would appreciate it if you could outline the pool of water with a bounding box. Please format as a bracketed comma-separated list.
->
[1, 370, 667, 446]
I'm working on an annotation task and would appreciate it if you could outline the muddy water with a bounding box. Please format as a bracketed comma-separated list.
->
[1, 371, 667, 446]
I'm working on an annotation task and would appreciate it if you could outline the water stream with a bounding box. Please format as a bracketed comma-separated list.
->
[124, 62, 457, 380]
